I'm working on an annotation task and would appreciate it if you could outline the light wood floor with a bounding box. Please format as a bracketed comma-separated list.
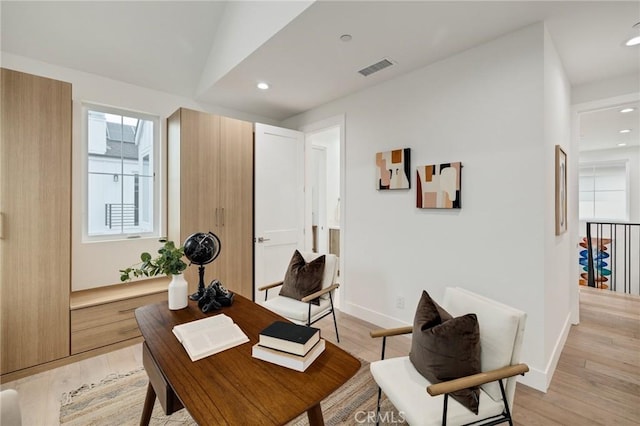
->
[2, 287, 638, 425]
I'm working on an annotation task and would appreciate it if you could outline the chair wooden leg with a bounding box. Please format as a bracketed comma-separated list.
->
[140, 383, 156, 426]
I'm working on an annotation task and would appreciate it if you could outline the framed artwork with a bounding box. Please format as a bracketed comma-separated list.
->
[376, 148, 411, 190]
[416, 162, 461, 209]
[555, 145, 567, 235]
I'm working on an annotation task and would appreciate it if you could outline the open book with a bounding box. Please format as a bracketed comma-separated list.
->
[172, 313, 249, 362]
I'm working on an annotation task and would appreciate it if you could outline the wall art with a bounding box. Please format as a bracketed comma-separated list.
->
[416, 162, 462, 209]
[578, 236, 611, 288]
[555, 145, 567, 235]
[376, 148, 411, 190]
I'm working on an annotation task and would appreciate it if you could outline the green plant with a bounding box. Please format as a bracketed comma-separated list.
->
[120, 240, 187, 282]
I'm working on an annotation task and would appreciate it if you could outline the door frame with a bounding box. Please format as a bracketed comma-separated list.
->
[301, 115, 345, 307]
[570, 91, 640, 324]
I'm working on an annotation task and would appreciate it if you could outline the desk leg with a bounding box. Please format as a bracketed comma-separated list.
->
[307, 403, 325, 426]
[140, 383, 156, 426]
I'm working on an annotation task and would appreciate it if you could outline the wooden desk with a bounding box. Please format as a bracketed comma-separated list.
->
[135, 295, 360, 425]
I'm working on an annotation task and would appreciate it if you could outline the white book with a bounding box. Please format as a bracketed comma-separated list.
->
[252, 339, 326, 372]
[172, 314, 249, 362]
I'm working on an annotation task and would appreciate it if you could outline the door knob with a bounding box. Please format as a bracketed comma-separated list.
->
[257, 237, 271, 243]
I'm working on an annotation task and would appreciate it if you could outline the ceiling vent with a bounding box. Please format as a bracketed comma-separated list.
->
[358, 58, 395, 77]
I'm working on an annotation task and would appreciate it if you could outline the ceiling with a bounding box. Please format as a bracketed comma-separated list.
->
[1, 1, 639, 149]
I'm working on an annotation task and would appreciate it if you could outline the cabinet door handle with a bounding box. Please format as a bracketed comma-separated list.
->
[215, 208, 219, 227]
[118, 308, 136, 314]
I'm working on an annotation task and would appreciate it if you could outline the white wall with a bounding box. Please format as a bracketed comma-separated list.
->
[284, 23, 573, 391]
[1, 52, 277, 291]
[572, 72, 640, 105]
[542, 27, 573, 390]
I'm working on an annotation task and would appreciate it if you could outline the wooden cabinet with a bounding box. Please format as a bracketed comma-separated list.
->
[71, 292, 167, 354]
[167, 108, 253, 299]
[0, 68, 72, 375]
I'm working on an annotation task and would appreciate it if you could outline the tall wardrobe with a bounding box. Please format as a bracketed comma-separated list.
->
[167, 108, 254, 299]
[0, 68, 72, 374]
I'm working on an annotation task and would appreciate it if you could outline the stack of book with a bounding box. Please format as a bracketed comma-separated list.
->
[252, 321, 325, 372]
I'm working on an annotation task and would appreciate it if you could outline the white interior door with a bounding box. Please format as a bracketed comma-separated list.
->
[254, 123, 305, 301]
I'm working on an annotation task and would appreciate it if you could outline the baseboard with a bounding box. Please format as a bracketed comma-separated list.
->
[343, 301, 411, 331]
[517, 312, 572, 392]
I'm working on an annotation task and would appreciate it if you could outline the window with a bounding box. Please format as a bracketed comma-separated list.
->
[579, 162, 628, 221]
[85, 104, 160, 238]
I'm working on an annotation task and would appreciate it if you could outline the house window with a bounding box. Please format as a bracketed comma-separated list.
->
[579, 162, 628, 221]
[85, 104, 160, 238]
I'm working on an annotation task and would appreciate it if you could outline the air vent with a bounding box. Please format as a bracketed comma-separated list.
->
[358, 58, 394, 77]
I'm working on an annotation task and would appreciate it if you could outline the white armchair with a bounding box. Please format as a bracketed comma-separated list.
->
[258, 251, 340, 342]
[370, 287, 528, 426]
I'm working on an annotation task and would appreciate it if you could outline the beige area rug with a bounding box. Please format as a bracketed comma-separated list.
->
[59, 361, 405, 425]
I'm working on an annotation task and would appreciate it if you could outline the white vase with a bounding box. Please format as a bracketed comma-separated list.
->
[168, 274, 188, 310]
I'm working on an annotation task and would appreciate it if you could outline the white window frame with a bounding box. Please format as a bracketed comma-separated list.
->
[579, 160, 630, 222]
[82, 102, 161, 242]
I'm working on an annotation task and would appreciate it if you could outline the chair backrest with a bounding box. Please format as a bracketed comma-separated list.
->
[442, 287, 526, 407]
[299, 251, 338, 298]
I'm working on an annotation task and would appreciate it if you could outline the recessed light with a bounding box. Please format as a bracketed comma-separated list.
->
[625, 35, 640, 46]
[620, 107, 635, 113]
[340, 34, 352, 42]
[619, 129, 632, 134]
[618, 143, 627, 147]
[257, 82, 269, 90]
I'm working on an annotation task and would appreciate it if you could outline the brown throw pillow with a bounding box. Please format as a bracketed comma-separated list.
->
[409, 290, 481, 414]
[279, 251, 325, 305]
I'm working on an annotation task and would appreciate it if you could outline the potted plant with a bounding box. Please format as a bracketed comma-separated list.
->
[120, 239, 189, 310]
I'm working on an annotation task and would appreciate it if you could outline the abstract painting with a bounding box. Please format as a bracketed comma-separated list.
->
[416, 162, 462, 209]
[555, 145, 567, 235]
[376, 148, 411, 190]
[578, 236, 611, 288]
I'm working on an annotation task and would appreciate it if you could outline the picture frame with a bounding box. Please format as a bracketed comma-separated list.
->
[555, 145, 567, 235]
[416, 162, 462, 209]
[375, 148, 411, 190]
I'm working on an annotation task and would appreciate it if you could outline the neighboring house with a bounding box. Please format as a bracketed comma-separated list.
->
[87, 112, 154, 236]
